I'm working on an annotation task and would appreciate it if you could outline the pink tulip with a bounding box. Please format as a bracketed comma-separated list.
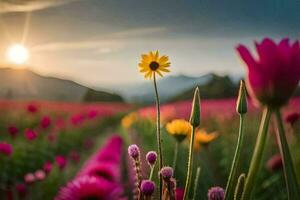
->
[8, 125, 18, 137]
[26, 104, 38, 113]
[40, 116, 52, 129]
[15, 183, 27, 197]
[24, 173, 35, 184]
[56, 155, 67, 170]
[0, 142, 13, 156]
[237, 38, 300, 108]
[24, 129, 38, 141]
[35, 170, 46, 181]
[285, 112, 300, 125]
[43, 161, 53, 174]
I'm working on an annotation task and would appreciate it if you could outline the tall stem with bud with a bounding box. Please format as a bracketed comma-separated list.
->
[225, 80, 247, 200]
[183, 87, 200, 200]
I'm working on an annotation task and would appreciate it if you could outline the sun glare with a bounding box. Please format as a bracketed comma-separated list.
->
[6, 44, 29, 65]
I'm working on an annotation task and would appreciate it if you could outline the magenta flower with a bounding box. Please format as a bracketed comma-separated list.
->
[96, 136, 123, 164]
[78, 162, 120, 182]
[176, 188, 184, 200]
[285, 112, 300, 125]
[24, 129, 38, 141]
[43, 161, 53, 174]
[26, 103, 38, 113]
[55, 176, 122, 200]
[0, 142, 13, 156]
[55, 155, 67, 170]
[40, 116, 52, 129]
[266, 154, 283, 172]
[15, 183, 27, 197]
[140, 180, 155, 196]
[146, 151, 157, 166]
[87, 109, 98, 119]
[237, 38, 300, 108]
[8, 125, 19, 137]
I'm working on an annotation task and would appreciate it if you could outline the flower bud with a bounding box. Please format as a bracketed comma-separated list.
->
[160, 166, 173, 181]
[128, 144, 140, 159]
[208, 186, 225, 200]
[236, 80, 248, 114]
[141, 180, 155, 196]
[189, 87, 201, 128]
[146, 151, 157, 166]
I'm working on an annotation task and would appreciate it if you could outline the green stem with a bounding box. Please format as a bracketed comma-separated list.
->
[149, 166, 154, 181]
[241, 107, 272, 200]
[192, 167, 201, 200]
[225, 114, 246, 200]
[172, 141, 179, 173]
[183, 126, 196, 200]
[153, 73, 163, 199]
[274, 109, 300, 200]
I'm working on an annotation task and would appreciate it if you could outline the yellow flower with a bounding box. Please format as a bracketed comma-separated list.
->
[194, 129, 218, 150]
[139, 51, 170, 79]
[166, 119, 191, 142]
[121, 112, 138, 129]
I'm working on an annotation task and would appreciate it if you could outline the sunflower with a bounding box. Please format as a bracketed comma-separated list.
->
[139, 51, 170, 79]
[166, 119, 191, 142]
[193, 129, 218, 150]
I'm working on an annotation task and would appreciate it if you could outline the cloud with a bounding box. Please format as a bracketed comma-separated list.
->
[31, 27, 168, 53]
[0, 0, 81, 13]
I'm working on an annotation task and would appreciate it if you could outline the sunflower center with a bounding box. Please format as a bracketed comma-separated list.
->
[149, 61, 159, 71]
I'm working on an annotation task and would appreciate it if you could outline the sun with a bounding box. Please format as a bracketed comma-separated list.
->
[6, 44, 29, 65]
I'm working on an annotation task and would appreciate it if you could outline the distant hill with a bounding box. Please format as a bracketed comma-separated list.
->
[169, 74, 238, 102]
[115, 74, 214, 103]
[0, 67, 123, 102]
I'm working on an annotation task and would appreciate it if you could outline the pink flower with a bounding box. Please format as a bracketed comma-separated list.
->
[69, 150, 80, 164]
[24, 173, 35, 184]
[35, 170, 46, 181]
[237, 38, 300, 108]
[176, 188, 184, 200]
[266, 154, 283, 172]
[285, 112, 300, 125]
[87, 109, 98, 119]
[0, 142, 13, 156]
[24, 129, 38, 141]
[55, 176, 122, 200]
[78, 162, 120, 182]
[8, 125, 19, 137]
[26, 104, 38, 113]
[40, 116, 52, 129]
[56, 155, 67, 170]
[15, 183, 27, 197]
[43, 161, 53, 174]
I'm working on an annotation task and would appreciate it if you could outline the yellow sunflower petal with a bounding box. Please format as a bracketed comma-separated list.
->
[156, 70, 163, 77]
[159, 55, 169, 63]
[159, 68, 170, 72]
[154, 50, 159, 61]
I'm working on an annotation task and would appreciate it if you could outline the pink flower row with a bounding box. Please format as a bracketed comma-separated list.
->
[55, 135, 126, 200]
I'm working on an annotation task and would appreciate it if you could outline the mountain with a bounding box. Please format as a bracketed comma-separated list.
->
[0, 67, 123, 102]
[114, 74, 214, 103]
[169, 74, 238, 102]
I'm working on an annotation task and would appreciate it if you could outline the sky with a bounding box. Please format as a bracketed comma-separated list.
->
[0, 0, 299, 88]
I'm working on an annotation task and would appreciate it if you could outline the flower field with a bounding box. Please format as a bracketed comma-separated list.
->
[1, 97, 300, 199]
[1, 38, 300, 200]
